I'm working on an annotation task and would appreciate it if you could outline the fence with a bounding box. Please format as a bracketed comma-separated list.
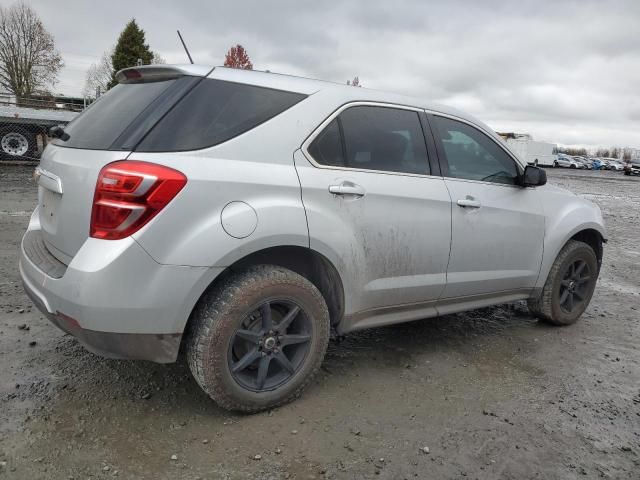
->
[0, 92, 86, 162]
[0, 123, 50, 162]
[0, 92, 88, 112]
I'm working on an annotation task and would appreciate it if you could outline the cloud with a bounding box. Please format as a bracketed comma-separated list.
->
[27, 0, 640, 148]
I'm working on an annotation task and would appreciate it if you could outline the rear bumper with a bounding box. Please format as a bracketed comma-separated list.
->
[19, 212, 219, 363]
[21, 281, 181, 362]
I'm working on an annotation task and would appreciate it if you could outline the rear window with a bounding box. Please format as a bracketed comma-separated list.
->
[136, 79, 306, 152]
[55, 77, 306, 152]
[57, 79, 177, 150]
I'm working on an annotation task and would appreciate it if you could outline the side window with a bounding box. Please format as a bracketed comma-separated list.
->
[432, 116, 519, 185]
[340, 106, 429, 175]
[307, 119, 344, 167]
[308, 106, 430, 175]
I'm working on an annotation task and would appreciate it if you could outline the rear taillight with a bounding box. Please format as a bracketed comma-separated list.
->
[90, 161, 187, 240]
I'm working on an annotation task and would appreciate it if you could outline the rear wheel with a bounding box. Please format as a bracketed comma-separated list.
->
[186, 265, 330, 412]
[554, 160, 559, 168]
[528, 240, 598, 325]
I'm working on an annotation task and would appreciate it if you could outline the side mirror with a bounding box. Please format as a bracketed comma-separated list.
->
[522, 165, 547, 187]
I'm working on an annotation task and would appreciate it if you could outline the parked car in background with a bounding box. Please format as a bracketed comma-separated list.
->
[624, 160, 640, 175]
[19, 64, 607, 412]
[555, 154, 582, 168]
[573, 156, 592, 169]
[587, 157, 602, 170]
[607, 160, 624, 171]
[600, 158, 621, 170]
[589, 158, 603, 170]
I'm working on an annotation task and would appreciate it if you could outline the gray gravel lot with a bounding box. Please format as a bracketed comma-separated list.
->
[0, 165, 639, 479]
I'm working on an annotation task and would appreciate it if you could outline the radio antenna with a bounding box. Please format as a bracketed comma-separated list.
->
[177, 30, 194, 64]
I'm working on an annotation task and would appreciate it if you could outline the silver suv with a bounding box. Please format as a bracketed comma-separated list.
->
[20, 65, 606, 412]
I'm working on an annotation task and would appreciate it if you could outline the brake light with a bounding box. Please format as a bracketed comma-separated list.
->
[122, 69, 142, 80]
[91, 161, 187, 240]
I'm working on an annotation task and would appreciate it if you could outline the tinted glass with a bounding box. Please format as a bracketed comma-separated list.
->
[433, 116, 519, 185]
[339, 106, 429, 174]
[307, 119, 344, 167]
[137, 79, 306, 152]
[57, 80, 176, 150]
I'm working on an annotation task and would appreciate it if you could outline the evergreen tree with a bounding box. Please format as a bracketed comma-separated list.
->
[108, 19, 153, 88]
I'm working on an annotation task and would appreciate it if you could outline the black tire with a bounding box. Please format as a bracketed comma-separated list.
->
[554, 161, 559, 168]
[528, 240, 598, 326]
[569, 164, 576, 169]
[625, 171, 631, 176]
[186, 265, 330, 412]
[0, 126, 36, 160]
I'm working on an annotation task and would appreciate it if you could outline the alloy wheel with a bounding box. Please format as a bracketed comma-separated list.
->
[227, 299, 312, 392]
[559, 259, 592, 313]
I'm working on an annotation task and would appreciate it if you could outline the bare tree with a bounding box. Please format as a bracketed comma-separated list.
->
[83, 49, 113, 97]
[151, 51, 166, 64]
[0, 3, 63, 96]
[347, 76, 362, 87]
[84, 48, 164, 98]
[610, 147, 620, 159]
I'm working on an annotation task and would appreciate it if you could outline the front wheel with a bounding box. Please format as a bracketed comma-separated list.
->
[528, 240, 598, 325]
[186, 265, 330, 412]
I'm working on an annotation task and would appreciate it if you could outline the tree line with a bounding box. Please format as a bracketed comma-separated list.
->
[558, 146, 634, 161]
[1, 2, 633, 160]
[0, 2, 362, 99]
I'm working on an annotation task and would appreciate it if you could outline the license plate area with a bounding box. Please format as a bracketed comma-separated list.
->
[39, 187, 62, 235]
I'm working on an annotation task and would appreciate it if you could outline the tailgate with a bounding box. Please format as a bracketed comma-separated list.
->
[35, 69, 208, 263]
[37, 145, 131, 263]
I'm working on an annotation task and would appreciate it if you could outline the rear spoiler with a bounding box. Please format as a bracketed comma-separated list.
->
[116, 64, 214, 84]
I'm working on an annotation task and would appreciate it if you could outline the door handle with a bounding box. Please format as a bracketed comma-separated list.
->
[328, 183, 366, 197]
[457, 196, 481, 208]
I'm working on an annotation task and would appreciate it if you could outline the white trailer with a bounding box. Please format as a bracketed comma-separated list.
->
[0, 93, 80, 161]
[499, 133, 558, 167]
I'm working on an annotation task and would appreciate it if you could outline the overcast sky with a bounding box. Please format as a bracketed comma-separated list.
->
[12, 0, 640, 148]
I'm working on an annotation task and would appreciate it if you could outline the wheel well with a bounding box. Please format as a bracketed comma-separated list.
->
[570, 229, 604, 271]
[192, 246, 345, 328]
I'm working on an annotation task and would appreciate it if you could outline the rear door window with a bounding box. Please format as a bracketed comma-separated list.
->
[307, 119, 344, 167]
[341, 106, 429, 175]
[308, 105, 430, 175]
[136, 79, 306, 152]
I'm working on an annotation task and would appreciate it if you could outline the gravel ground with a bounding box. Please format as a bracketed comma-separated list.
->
[0, 165, 638, 479]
